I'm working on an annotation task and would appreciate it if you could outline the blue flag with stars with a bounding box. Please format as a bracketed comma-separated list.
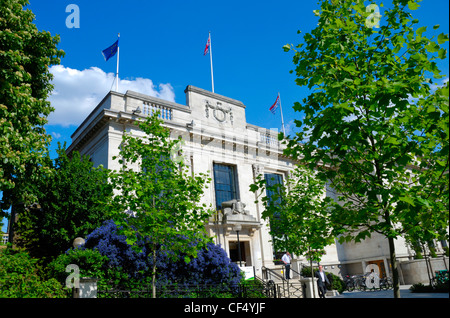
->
[102, 38, 119, 61]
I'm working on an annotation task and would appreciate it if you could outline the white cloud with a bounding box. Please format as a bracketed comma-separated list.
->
[51, 132, 62, 139]
[47, 65, 175, 127]
[283, 119, 296, 136]
[430, 76, 449, 91]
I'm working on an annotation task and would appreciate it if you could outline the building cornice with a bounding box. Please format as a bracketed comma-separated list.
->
[185, 85, 246, 109]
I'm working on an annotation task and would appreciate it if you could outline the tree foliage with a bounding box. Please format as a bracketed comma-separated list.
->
[283, 0, 449, 297]
[0, 0, 64, 212]
[105, 113, 213, 297]
[0, 248, 66, 297]
[14, 144, 113, 261]
[250, 166, 334, 263]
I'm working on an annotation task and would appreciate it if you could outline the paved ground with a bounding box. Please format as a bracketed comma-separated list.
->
[329, 285, 449, 298]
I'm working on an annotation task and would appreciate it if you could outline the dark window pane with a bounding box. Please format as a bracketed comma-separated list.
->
[213, 164, 238, 209]
[264, 173, 283, 206]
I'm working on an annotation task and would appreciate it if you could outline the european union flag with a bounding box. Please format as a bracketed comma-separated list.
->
[102, 39, 119, 61]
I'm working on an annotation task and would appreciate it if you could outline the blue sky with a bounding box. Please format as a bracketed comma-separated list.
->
[1, 0, 449, 232]
[29, 0, 449, 153]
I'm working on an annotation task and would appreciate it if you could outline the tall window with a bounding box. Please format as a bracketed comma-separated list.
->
[264, 173, 283, 206]
[213, 163, 238, 210]
[264, 173, 284, 263]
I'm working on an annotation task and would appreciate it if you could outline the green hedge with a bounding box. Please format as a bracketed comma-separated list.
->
[0, 248, 66, 298]
[410, 281, 449, 293]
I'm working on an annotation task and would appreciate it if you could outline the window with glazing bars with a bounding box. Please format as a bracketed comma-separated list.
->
[264, 173, 283, 206]
[213, 163, 239, 210]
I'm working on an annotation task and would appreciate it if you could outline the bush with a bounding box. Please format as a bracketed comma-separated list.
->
[47, 248, 106, 284]
[300, 266, 346, 294]
[156, 242, 242, 290]
[410, 281, 449, 293]
[78, 220, 242, 294]
[0, 248, 66, 298]
[84, 219, 151, 286]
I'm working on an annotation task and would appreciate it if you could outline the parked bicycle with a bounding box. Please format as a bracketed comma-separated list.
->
[343, 275, 356, 291]
[344, 274, 393, 291]
[379, 276, 393, 290]
[355, 275, 367, 291]
[430, 270, 449, 288]
[344, 275, 367, 291]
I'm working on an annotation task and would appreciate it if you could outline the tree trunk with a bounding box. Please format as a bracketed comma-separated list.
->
[152, 249, 157, 298]
[381, 188, 401, 298]
[309, 248, 316, 298]
[388, 236, 401, 298]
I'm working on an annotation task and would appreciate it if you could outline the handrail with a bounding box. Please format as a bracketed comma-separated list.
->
[261, 266, 285, 281]
[253, 275, 278, 298]
[261, 266, 305, 298]
[290, 266, 303, 279]
[262, 265, 303, 281]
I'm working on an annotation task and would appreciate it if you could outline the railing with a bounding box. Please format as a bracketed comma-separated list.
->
[261, 265, 302, 281]
[97, 281, 274, 299]
[142, 101, 173, 120]
[259, 131, 279, 148]
[261, 266, 305, 298]
[254, 275, 278, 298]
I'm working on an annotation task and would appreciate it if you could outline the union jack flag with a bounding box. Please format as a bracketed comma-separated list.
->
[204, 35, 210, 55]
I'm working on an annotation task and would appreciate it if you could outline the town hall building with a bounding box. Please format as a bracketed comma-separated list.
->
[67, 85, 448, 283]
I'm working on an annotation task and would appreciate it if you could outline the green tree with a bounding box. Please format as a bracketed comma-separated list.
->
[283, 0, 449, 298]
[251, 165, 334, 297]
[15, 144, 113, 261]
[251, 166, 334, 261]
[106, 113, 213, 298]
[0, 0, 64, 217]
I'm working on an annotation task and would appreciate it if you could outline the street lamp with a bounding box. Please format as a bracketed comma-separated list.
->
[73, 237, 85, 249]
[71, 237, 98, 298]
[233, 224, 242, 267]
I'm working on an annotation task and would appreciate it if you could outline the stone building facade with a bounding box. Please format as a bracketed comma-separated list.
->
[67, 85, 447, 281]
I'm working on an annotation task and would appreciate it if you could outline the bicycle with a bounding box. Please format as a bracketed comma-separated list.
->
[343, 275, 357, 291]
[379, 276, 393, 290]
[430, 270, 449, 288]
[353, 275, 367, 291]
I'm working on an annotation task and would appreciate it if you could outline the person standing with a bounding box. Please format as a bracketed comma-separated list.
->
[281, 252, 291, 280]
[315, 265, 330, 298]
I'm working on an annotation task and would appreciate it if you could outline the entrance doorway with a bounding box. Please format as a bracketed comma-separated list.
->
[368, 260, 386, 278]
[229, 241, 251, 266]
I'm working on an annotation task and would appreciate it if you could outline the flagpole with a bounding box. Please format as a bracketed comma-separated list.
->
[116, 33, 120, 92]
[278, 92, 286, 135]
[209, 31, 215, 93]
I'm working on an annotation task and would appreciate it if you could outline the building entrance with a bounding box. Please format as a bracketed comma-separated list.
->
[229, 241, 251, 267]
[368, 260, 386, 278]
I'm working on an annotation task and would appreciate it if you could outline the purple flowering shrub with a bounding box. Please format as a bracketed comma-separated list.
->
[84, 220, 242, 291]
[84, 219, 151, 279]
[157, 242, 242, 290]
